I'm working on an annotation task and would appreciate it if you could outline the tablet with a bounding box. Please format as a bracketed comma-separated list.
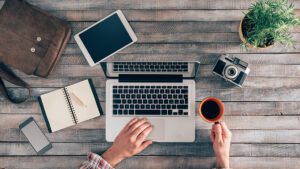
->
[74, 10, 137, 66]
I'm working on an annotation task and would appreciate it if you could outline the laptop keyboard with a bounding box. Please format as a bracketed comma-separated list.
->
[113, 62, 189, 72]
[112, 85, 189, 116]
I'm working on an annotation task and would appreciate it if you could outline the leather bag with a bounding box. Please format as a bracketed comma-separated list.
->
[0, 0, 71, 103]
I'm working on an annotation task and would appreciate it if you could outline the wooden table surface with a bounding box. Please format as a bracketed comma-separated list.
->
[1, 0, 300, 168]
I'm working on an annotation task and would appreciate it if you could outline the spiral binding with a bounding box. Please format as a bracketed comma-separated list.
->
[63, 88, 78, 124]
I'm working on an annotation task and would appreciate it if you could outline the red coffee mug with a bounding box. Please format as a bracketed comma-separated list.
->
[198, 97, 224, 123]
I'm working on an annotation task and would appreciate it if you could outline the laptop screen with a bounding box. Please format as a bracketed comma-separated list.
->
[100, 61, 200, 78]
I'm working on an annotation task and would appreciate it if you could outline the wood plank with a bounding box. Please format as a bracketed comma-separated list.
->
[72, 21, 241, 33]
[69, 32, 242, 44]
[2, 114, 300, 130]
[68, 32, 300, 44]
[10, 64, 300, 79]
[58, 53, 300, 65]
[1, 101, 300, 116]
[5, 76, 300, 90]
[2, 142, 300, 157]
[1, 156, 300, 169]
[63, 43, 300, 55]
[4, 87, 300, 102]
[2, 0, 300, 10]
[49, 10, 300, 22]
[2, 128, 300, 144]
[71, 21, 300, 33]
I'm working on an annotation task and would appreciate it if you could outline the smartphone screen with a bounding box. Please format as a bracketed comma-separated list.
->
[19, 117, 52, 154]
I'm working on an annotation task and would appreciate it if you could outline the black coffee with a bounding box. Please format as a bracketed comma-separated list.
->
[201, 100, 220, 120]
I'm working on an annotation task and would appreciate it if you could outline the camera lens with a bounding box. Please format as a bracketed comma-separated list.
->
[224, 65, 238, 79]
[228, 68, 236, 76]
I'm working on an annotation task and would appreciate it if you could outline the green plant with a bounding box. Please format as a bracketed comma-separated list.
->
[241, 0, 300, 48]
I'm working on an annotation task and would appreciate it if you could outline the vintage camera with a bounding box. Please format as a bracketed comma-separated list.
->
[212, 55, 250, 87]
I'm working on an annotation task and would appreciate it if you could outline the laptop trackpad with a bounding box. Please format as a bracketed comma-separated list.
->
[148, 119, 165, 140]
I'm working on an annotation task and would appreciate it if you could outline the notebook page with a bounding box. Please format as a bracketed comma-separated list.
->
[40, 89, 75, 132]
[66, 80, 100, 123]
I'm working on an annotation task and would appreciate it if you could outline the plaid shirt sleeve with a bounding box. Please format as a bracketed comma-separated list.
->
[79, 152, 114, 169]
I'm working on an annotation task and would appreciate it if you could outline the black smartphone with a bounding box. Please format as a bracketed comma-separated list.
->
[19, 117, 52, 154]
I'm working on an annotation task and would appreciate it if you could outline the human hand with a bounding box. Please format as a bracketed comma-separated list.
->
[210, 122, 232, 168]
[102, 118, 153, 167]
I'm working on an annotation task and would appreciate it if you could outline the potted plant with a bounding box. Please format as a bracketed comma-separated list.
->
[239, 0, 300, 49]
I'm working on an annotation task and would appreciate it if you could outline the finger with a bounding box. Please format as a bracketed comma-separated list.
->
[139, 140, 153, 151]
[210, 125, 215, 142]
[220, 122, 231, 137]
[136, 125, 153, 143]
[123, 118, 138, 131]
[128, 118, 148, 133]
[215, 124, 223, 143]
[131, 122, 151, 139]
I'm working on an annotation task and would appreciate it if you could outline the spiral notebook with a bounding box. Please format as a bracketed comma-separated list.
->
[38, 79, 102, 133]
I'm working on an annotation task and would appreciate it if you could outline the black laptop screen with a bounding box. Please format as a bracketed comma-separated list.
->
[79, 13, 133, 63]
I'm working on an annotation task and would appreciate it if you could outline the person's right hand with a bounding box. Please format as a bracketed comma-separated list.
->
[210, 121, 232, 168]
[102, 118, 153, 167]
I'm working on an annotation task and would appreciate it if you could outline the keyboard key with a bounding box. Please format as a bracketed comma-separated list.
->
[113, 100, 121, 103]
[181, 89, 188, 93]
[177, 105, 188, 109]
[129, 110, 134, 115]
[168, 110, 172, 115]
[113, 110, 117, 115]
[113, 94, 120, 98]
[118, 110, 123, 115]
[135, 110, 160, 115]
[179, 110, 183, 115]
[162, 110, 167, 115]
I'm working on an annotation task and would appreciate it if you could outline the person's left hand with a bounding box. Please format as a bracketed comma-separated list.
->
[102, 118, 153, 167]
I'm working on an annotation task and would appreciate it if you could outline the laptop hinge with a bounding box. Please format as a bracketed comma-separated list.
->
[119, 74, 183, 83]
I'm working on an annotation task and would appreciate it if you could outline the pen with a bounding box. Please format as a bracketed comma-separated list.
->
[70, 91, 87, 107]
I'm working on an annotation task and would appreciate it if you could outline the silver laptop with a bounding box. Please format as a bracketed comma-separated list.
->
[101, 61, 200, 142]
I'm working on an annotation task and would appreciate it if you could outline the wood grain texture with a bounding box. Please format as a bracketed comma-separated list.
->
[9, 64, 300, 79]
[2, 128, 300, 144]
[48, 9, 300, 22]
[1, 156, 300, 169]
[4, 87, 300, 102]
[2, 0, 300, 10]
[62, 43, 300, 55]
[2, 142, 300, 157]
[2, 114, 300, 130]
[2, 100, 300, 116]
[58, 53, 300, 65]
[70, 21, 300, 33]
[5, 76, 300, 89]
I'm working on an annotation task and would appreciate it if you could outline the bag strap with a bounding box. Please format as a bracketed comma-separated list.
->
[0, 62, 31, 103]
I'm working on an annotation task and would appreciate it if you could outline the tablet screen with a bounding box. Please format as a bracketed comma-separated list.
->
[79, 13, 133, 62]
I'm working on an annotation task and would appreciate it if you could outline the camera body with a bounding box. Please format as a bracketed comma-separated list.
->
[212, 54, 250, 87]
